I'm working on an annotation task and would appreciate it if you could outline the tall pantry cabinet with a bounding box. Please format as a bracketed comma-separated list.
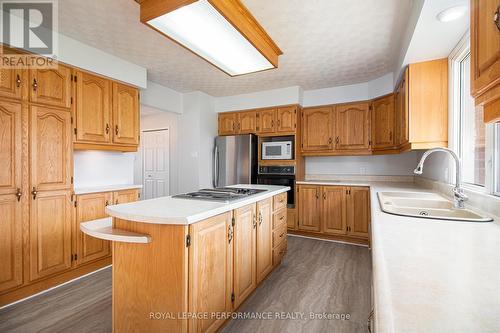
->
[0, 51, 139, 306]
[0, 64, 75, 290]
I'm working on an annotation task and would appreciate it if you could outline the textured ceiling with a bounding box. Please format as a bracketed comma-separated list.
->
[59, 0, 412, 97]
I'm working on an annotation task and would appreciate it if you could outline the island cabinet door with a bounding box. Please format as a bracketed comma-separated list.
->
[233, 203, 257, 309]
[188, 212, 233, 333]
[256, 198, 273, 284]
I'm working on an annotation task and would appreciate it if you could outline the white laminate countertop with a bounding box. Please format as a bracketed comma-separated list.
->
[298, 180, 500, 333]
[105, 185, 289, 225]
[74, 184, 142, 195]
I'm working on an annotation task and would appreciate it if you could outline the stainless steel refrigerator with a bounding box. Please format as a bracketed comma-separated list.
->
[213, 134, 258, 188]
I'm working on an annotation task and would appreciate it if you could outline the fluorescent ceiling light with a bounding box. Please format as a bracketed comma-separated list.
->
[436, 6, 468, 22]
[146, 1, 277, 76]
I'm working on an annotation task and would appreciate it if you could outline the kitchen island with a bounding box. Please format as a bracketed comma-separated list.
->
[81, 185, 289, 333]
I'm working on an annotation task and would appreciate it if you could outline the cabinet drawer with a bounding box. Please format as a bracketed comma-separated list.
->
[273, 208, 287, 229]
[273, 222, 287, 248]
[273, 238, 287, 266]
[273, 193, 287, 211]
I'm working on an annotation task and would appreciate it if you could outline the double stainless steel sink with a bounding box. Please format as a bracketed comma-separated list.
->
[378, 191, 493, 222]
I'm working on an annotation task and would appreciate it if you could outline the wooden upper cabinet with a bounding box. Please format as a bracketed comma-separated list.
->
[233, 203, 256, 309]
[336, 102, 371, 151]
[347, 187, 370, 238]
[0, 101, 22, 196]
[29, 190, 72, 281]
[218, 112, 237, 135]
[0, 68, 24, 100]
[29, 64, 72, 109]
[0, 194, 23, 292]
[297, 185, 321, 232]
[301, 106, 334, 152]
[112, 82, 139, 146]
[406, 59, 448, 148]
[321, 186, 347, 235]
[30, 105, 72, 192]
[256, 198, 273, 283]
[276, 106, 296, 133]
[238, 110, 257, 134]
[75, 71, 112, 144]
[76, 192, 113, 265]
[372, 94, 395, 149]
[471, 0, 500, 99]
[257, 108, 276, 134]
[113, 189, 139, 205]
[188, 212, 232, 333]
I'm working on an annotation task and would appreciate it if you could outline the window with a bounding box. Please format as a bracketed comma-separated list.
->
[495, 123, 500, 195]
[457, 53, 486, 187]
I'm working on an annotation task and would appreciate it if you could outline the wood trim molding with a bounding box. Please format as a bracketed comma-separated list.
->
[139, 0, 282, 73]
[287, 230, 368, 246]
[74, 142, 138, 152]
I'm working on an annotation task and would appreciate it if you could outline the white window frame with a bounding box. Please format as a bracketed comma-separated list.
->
[449, 32, 496, 195]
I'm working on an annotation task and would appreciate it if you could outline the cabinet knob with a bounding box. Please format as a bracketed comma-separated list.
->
[105, 123, 110, 134]
[328, 137, 333, 144]
[16, 75, 21, 88]
[32, 78, 38, 91]
[336, 137, 340, 144]
[31, 187, 37, 200]
[16, 188, 22, 202]
[115, 125, 119, 135]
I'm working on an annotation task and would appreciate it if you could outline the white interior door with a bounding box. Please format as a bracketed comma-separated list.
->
[142, 129, 170, 199]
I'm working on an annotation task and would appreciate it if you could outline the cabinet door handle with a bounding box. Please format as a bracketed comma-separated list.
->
[389, 131, 393, 141]
[105, 123, 110, 134]
[228, 225, 233, 243]
[16, 74, 21, 88]
[253, 214, 257, 229]
[16, 188, 22, 202]
[105, 200, 109, 206]
[495, 6, 500, 31]
[336, 137, 340, 144]
[31, 187, 37, 200]
[277, 119, 281, 127]
[115, 125, 119, 135]
[323, 192, 326, 200]
[259, 212, 263, 225]
[32, 78, 38, 92]
[328, 137, 333, 144]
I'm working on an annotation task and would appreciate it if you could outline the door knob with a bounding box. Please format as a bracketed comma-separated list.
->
[31, 187, 37, 200]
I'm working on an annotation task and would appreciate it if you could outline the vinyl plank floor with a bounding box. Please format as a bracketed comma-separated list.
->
[0, 236, 371, 333]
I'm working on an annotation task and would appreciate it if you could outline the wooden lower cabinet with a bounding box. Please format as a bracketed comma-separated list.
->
[76, 192, 113, 265]
[113, 188, 140, 204]
[322, 186, 347, 235]
[233, 203, 257, 309]
[0, 194, 23, 293]
[296, 184, 370, 243]
[29, 190, 73, 281]
[297, 185, 321, 232]
[189, 213, 232, 333]
[347, 187, 371, 238]
[256, 198, 273, 283]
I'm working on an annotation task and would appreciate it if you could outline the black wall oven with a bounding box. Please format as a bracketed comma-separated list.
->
[256, 166, 295, 207]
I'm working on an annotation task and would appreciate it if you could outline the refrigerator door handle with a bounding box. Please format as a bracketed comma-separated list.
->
[213, 145, 219, 188]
